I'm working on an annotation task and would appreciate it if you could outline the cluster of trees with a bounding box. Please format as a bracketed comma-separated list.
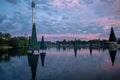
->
[0, 32, 27, 48]
[9, 36, 28, 48]
[56, 39, 108, 46]
[0, 32, 11, 46]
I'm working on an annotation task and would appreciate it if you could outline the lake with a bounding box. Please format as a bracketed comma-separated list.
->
[0, 47, 120, 80]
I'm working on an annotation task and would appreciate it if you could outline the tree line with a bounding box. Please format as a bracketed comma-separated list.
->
[0, 32, 27, 48]
[56, 39, 108, 46]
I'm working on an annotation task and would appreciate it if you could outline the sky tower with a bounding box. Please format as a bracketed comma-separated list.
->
[28, 0, 39, 52]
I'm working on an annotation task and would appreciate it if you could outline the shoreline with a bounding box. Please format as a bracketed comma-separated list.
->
[0, 46, 13, 49]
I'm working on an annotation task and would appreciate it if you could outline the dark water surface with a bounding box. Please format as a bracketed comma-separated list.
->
[0, 48, 120, 80]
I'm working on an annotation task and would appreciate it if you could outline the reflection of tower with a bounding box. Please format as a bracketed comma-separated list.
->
[74, 48, 77, 57]
[40, 52, 46, 67]
[74, 39, 78, 57]
[39, 35, 46, 67]
[56, 42, 61, 51]
[27, 53, 39, 80]
[62, 46, 66, 51]
[89, 41, 93, 56]
[57, 46, 60, 51]
[108, 49, 117, 66]
[89, 47, 92, 56]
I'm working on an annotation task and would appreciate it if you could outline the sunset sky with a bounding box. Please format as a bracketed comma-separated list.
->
[0, 0, 120, 41]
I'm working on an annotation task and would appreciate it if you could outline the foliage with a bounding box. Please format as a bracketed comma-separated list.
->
[0, 32, 28, 48]
[56, 39, 108, 45]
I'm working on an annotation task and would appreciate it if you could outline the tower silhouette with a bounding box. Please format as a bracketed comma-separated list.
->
[109, 27, 116, 42]
[28, 0, 39, 53]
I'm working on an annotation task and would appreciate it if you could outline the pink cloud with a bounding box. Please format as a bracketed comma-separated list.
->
[112, 0, 120, 15]
[52, 0, 87, 10]
[97, 18, 120, 26]
[79, 17, 120, 30]
[104, 25, 111, 30]
[53, 0, 63, 9]
[94, 0, 100, 4]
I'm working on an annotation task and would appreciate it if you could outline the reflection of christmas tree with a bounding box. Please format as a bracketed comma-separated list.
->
[27, 53, 39, 80]
[40, 53, 46, 67]
[109, 49, 117, 66]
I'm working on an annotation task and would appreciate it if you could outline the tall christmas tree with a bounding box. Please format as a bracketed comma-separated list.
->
[109, 27, 116, 42]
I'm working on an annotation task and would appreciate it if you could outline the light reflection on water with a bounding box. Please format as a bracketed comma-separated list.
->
[0, 48, 120, 80]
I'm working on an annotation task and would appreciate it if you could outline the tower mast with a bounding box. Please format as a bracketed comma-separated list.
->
[28, 0, 38, 53]
[32, 0, 35, 24]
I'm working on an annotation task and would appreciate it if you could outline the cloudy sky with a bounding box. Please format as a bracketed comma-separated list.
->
[0, 0, 120, 41]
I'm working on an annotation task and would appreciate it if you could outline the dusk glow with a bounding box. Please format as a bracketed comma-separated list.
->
[0, 0, 120, 41]
[1, 1, 120, 80]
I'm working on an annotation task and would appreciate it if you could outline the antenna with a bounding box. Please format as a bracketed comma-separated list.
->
[32, 0, 35, 24]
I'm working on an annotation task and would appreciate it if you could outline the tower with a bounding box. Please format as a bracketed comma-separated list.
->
[32, 0, 35, 24]
[109, 27, 116, 42]
[108, 27, 117, 48]
[28, 0, 39, 52]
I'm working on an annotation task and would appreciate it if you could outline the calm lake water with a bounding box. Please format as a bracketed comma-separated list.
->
[0, 47, 120, 80]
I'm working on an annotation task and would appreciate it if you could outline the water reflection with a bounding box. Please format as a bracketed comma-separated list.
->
[27, 53, 39, 80]
[62, 46, 66, 51]
[89, 47, 93, 56]
[74, 48, 77, 57]
[0, 48, 26, 63]
[108, 49, 117, 66]
[0, 48, 120, 80]
[27, 52, 46, 80]
[0, 49, 10, 62]
[56, 47, 60, 51]
[56, 43, 61, 51]
[40, 52, 46, 67]
[89, 41, 93, 56]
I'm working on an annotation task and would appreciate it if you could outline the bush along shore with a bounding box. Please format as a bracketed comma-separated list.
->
[0, 32, 27, 49]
